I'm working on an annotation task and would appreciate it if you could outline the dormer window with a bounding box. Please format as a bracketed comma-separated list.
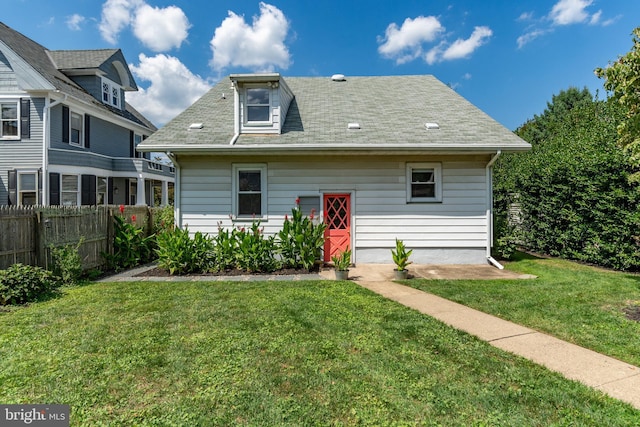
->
[245, 87, 270, 123]
[101, 78, 122, 109]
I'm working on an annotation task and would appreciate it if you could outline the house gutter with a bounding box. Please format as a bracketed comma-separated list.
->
[229, 80, 240, 145]
[486, 150, 503, 269]
[166, 151, 181, 228]
[42, 92, 67, 206]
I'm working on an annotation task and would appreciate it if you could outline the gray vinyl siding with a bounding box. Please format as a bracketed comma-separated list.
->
[0, 51, 19, 92]
[69, 75, 101, 100]
[0, 96, 45, 203]
[101, 62, 123, 85]
[178, 154, 491, 264]
[88, 115, 132, 157]
[48, 149, 113, 170]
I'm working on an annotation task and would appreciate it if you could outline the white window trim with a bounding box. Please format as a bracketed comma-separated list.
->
[406, 162, 442, 203]
[243, 86, 272, 126]
[0, 100, 20, 140]
[231, 163, 268, 219]
[17, 170, 38, 205]
[69, 110, 84, 147]
[101, 78, 122, 109]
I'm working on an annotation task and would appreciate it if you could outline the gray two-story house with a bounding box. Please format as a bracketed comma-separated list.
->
[0, 22, 173, 206]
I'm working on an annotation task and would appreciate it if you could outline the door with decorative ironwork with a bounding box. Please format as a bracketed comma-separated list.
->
[323, 194, 351, 262]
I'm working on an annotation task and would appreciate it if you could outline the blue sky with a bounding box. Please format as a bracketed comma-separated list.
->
[4, 0, 639, 129]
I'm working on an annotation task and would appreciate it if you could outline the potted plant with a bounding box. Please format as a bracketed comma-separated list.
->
[331, 249, 351, 280]
[391, 238, 412, 280]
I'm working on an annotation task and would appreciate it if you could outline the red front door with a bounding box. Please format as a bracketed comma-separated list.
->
[324, 194, 351, 262]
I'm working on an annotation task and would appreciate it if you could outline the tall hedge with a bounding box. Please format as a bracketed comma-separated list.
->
[494, 95, 640, 270]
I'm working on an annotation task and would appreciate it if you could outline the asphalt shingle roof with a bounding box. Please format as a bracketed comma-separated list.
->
[141, 74, 530, 153]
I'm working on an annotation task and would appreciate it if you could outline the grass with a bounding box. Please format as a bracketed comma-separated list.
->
[0, 278, 638, 425]
[408, 252, 640, 368]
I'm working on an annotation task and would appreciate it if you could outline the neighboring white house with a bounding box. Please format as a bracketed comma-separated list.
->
[138, 73, 530, 265]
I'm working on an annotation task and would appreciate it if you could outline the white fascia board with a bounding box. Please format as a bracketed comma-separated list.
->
[0, 40, 56, 91]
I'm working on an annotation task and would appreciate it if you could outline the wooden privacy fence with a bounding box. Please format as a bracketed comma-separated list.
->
[0, 205, 154, 271]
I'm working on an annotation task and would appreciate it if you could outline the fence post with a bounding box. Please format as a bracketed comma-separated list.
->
[35, 210, 46, 269]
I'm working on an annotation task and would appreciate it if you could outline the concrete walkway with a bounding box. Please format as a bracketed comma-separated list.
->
[103, 263, 640, 409]
[328, 264, 640, 410]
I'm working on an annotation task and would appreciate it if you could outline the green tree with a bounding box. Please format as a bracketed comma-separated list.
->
[596, 27, 640, 175]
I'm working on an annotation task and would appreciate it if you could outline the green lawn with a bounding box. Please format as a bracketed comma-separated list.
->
[0, 278, 638, 425]
[408, 252, 640, 368]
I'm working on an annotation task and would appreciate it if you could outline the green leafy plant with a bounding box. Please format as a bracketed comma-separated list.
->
[152, 205, 175, 234]
[391, 239, 413, 271]
[104, 214, 155, 271]
[50, 239, 83, 285]
[235, 222, 279, 273]
[213, 225, 238, 271]
[331, 248, 351, 271]
[0, 263, 60, 305]
[278, 204, 327, 271]
[156, 227, 215, 275]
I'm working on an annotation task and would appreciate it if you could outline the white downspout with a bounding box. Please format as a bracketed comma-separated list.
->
[166, 152, 181, 228]
[229, 81, 240, 145]
[486, 150, 503, 269]
[42, 92, 67, 206]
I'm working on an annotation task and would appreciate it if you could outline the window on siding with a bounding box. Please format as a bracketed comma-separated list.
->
[101, 78, 122, 109]
[233, 164, 267, 218]
[134, 133, 143, 158]
[70, 112, 83, 146]
[245, 88, 270, 123]
[97, 177, 108, 205]
[18, 172, 37, 205]
[61, 174, 79, 206]
[1, 102, 18, 139]
[406, 163, 442, 203]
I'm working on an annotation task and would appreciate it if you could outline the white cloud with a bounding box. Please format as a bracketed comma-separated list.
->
[517, 28, 548, 49]
[128, 54, 211, 127]
[517, 12, 535, 22]
[549, 0, 593, 25]
[99, 0, 141, 44]
[99, 0, 190, 51]
[589, 10, 602, 25]
[132, 4, 191, 52]
[66, 14, 86, 31]
[441, 26, 492, 61]
[377, 16, 444, 64]
[210, 2, 291, 72]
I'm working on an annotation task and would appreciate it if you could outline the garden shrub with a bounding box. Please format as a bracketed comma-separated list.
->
[152, 205, 174, 234]
[50, 240, 83, 285]
[278, 205, 327, 270]
[235, 222, 279, 273]
[0, 264, 60, 305]
[494, 95, 640, 270]
[104, 214, 155, 271]
[156, 227, 215, 274]
[213, 226, 239, 271]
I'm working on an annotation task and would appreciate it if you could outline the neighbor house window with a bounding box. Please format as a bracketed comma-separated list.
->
[61, 174, 79, 206]
[70, 112, 83, 146]
[97, 177, 108, 205]
[245, 87, 270, 123]
[0, 101, 18, 139]
[133, 133, 143, 158]
[101, 78, 122, 109]
[18, 172, 37, 205]
[406, 163, 442, 202]
[233, 164, 267, 217]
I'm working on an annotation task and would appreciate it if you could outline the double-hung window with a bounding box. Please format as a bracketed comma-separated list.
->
[406, 163, 442, 203]
[97, 177, 108, 205]
[0, 101, 18, 139]
[61, 174, 79, 206]
[233, 164, 267, 218]
[245, 88, 270, 123]
[70, 112, 83, 146]
[18, 172, 37, 205]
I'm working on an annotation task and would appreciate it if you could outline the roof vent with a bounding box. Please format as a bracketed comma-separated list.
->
[348, 123, 361, 129]
[189, 123, 204, 130]
[331, 74, 346, 82]
[425, 122, 440, 130]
